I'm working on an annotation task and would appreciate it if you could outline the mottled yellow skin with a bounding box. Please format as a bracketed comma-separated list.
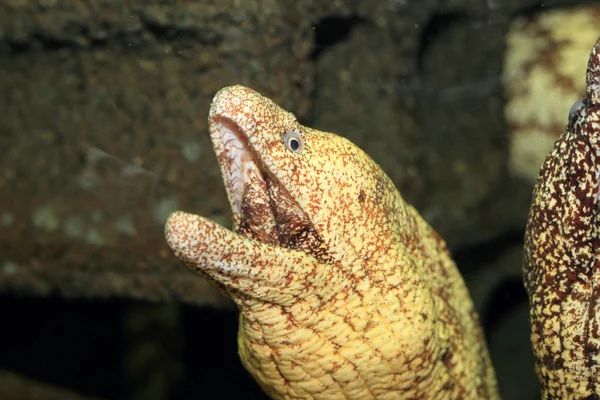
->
[165, 86, 498, 399]
[524, 38, 600, 399]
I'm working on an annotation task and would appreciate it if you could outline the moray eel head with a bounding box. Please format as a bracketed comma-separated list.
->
[165, 85, 498, 399]
[165, 85, 406, 306]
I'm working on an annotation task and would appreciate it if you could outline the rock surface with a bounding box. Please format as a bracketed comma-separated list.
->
[0, 0, 541, 303]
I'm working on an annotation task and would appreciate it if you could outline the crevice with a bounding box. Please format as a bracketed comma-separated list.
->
[482, 278, 528, 334]
[310, 14, 366, 61]
[451, 230, 527, 335]
[417, 11, 468, 71]
[452, 230, 525, 273]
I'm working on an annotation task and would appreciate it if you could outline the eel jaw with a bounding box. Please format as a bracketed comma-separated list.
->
[209, 104, 329, 261]
[165, 109, 327, 304]
[165, 86, 337, 305]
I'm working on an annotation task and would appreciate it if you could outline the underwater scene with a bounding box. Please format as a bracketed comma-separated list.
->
[1, 1, 599, 399]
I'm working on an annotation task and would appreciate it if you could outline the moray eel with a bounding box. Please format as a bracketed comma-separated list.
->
[524, 37, 600, 398]
[165, 85, 498, 399]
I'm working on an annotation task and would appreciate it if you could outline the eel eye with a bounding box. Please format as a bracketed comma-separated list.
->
[568, 98, 587, 126]
[283, 131, 304, 153]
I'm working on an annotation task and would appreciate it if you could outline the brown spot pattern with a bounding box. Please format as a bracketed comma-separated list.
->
[524, 37, 600, 399]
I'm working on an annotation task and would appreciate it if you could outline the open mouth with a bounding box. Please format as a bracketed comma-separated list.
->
[210, 116, 280, 245]
[209, 116, 329, 261]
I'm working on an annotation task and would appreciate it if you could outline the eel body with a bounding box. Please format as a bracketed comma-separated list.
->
[524, 37, 600, 398]
[165, 85, 498, 399]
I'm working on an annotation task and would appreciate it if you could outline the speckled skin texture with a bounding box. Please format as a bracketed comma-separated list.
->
[524, 37, 600, 399]
[165, 85, 498, 399]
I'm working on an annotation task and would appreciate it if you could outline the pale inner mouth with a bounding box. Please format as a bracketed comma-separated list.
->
[212, 117, 279, 245]
[217, 119, 261, 218]
[211, 117, 329, 260]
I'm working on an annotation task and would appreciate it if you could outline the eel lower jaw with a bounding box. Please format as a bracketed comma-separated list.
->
[164, 211, 324, 305]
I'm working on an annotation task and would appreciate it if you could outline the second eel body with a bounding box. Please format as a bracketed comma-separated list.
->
[524, 38, 600, 398]
[165, 85, 499, 399]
